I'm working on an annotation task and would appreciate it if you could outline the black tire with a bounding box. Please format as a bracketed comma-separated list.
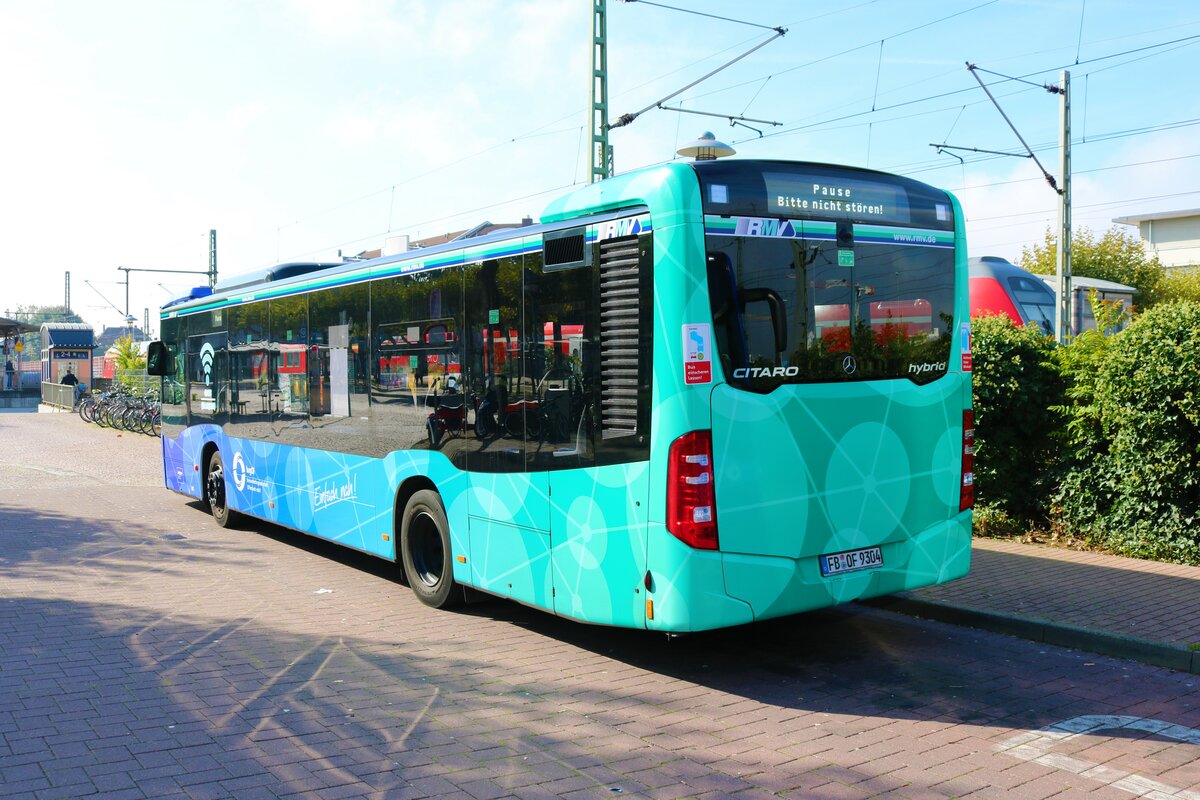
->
[473, 402, 494, 438]
[400, 490, 461, 608]
[205, 451, 240, 528]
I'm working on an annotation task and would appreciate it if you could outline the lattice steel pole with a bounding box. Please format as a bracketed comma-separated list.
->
[209, 229, 218, 288]
[590, 0, 613, 183]
[1054, 71, 1072, 343]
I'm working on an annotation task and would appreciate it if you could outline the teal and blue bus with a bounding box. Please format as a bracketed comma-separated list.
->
[148, 159, 974, 633]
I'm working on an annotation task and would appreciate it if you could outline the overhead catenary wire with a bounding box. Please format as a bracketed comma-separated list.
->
[237, 5, 1171, 268]
[963, 62, 1061, 193]
[722, 32, 1200, 148]
[949, 152, 1200, 193]
[212, 0, 887, 262]
[1075, 0, 1088, 64]
[685, 0, 1002, 106]
[968, 188, 1200, 224]
[619, 0, 781, 32]
[898, 116, 1200, 176]
[608, 27, 787, 130]
[243, 12, 1200, 275]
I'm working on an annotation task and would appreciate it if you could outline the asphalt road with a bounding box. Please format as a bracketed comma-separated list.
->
[2, 412, 1198, 799]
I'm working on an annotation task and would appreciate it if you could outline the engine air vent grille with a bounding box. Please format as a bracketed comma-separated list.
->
[599, 235, 642, 439]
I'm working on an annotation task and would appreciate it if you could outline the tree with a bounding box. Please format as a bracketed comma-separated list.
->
[112, 335, 146, 371]
[1157, 267, 1200, 303]
[1017, 225, 1165, 308]
[5, 304, 88, 361]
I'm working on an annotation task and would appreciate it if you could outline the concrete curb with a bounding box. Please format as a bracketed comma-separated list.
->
[864, 596, 1200, 675]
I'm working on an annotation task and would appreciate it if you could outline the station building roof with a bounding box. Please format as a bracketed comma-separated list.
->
[40, 322, 96, 348]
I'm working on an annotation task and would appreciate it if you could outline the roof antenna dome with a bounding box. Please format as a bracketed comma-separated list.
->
[676, 131, 736, 161]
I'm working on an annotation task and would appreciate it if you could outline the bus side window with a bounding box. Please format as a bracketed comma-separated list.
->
[462, 257, 527, 473]
[269, 295, 309, 424]
[524, 251, 593, 470]
[371, 271, 464, 458]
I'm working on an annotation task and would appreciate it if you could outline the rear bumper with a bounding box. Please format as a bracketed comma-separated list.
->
[722, 513, 972, 622]
[644, 513, 971, 632]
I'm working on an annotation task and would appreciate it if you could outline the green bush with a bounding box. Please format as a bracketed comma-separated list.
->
[1052, 294, 1129, 458]
[1056, 301, 1200, 563]
[970, 313, 1063, 521]
[1158, 267, 1200, 303]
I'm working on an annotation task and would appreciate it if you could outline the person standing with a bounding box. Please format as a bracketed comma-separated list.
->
[61, 365, 82, 406]
[4, 357, 14, 390]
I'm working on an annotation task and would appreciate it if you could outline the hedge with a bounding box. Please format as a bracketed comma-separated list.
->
[973, 300, 1200, 565]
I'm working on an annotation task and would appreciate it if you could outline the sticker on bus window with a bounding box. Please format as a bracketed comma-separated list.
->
[683, 323, 712, 385]
[960, 322, 972, 371]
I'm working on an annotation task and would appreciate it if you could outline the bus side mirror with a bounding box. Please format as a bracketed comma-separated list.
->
[146, 341, 169, 376]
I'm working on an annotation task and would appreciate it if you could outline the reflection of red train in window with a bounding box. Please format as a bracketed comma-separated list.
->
[374, 319, 586, 390]
[814, 300, 933, 351]
[545, 322, 583, 356]
[377, 319, 461, 389]
[278, 344, 305, 373]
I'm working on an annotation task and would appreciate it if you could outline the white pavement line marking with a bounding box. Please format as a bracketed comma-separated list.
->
[998, 715, 1200, 800]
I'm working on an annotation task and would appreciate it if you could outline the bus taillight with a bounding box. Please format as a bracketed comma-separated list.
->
[960, 410, 975, 512]
[667, 430, 719, 550]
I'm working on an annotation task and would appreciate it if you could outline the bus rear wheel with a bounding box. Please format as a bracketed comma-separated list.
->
[400, 490, 461, 609]
[205, 451, 240, 529]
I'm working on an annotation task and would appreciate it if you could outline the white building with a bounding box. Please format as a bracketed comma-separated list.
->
[1112, 208, 1200, 269]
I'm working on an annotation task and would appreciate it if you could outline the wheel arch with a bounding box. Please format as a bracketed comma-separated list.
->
[393, 475, 440, 561]
[199, 438, 220, 506]
[200, 440, 219, 481]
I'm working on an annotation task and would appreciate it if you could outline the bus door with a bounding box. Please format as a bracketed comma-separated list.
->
[463, 257, 554, 609]
[539, 231, 651, 629]
[185, 332, 229, 427]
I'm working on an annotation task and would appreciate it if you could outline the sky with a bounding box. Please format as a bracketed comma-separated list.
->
[1, 0, 1197, 336]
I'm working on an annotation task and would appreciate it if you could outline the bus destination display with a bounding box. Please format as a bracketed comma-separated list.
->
[764, 172, 910, 224]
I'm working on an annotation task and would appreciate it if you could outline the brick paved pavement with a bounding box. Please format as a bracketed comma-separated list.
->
[876, 538, 1200, 674]
[2, 413, 1199, 799]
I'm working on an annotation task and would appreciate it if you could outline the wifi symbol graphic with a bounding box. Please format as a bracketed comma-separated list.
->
[200, 342, 215, 385]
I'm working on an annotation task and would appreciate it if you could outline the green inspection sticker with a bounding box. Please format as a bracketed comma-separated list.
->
[838, 249, 855, 267]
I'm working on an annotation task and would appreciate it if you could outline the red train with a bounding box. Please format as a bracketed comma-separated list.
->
[968, 256, 1134, 337]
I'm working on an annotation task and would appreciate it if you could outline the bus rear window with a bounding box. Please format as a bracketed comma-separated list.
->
[706, 229, 955, 391]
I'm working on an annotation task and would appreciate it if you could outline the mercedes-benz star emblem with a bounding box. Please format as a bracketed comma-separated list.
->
[842, 355, 857, 375]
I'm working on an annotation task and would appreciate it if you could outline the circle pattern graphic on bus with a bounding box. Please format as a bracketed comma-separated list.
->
[824, 421, 910, 543]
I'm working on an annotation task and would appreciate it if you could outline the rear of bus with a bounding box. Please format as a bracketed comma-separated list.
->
[647, 160, 973, 632]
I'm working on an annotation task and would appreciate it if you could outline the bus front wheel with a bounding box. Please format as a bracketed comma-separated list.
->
[400, 490, 461, 609]
[205, 451, 240, 529]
